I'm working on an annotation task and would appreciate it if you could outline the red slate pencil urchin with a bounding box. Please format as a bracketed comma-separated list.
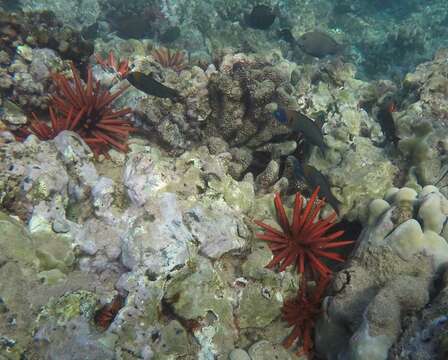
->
[95, 50, 131, 79]
[282, 277, 329, 357]
[51, 62, 135, 157]
[254, 187, 353, 281]
[16, 108, 62, 141]
[13, 106, 83, 142]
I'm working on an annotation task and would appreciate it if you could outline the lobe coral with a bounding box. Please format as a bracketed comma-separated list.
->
[255, 187, 353, 357]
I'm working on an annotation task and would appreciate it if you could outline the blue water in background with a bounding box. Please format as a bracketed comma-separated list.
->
[2, 0, 448, 80]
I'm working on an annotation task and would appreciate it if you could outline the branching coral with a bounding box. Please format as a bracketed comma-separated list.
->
[152, 47, 186, 71]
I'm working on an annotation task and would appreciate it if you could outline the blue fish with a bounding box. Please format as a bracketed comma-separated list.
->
[274, 107, 328, 155]
[273, 108, 289, 124]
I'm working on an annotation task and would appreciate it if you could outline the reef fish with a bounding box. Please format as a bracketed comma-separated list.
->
[297, 31, 344, 58]
[273, 107, 328, 154]
[244, 5, 277, 30]
[277, 28, 296, 44]
[160, 26, 181, 43]
[376, 100, 399, 146]
[287, 156, 341, 215]
[126, 72, 181, 100]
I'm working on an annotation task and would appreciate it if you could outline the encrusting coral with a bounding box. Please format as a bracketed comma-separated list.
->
[255, 187, 353, 356]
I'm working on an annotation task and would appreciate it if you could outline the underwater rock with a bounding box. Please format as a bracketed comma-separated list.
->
[34, 317, 115, 359]
[121, 192, 194, 274]
[0, 130, 106, 224]
[294, 60, 398, 219]
[33, 290, 115, 360]
[0, 10, 93, 63]
[164, 257, 236, 357]
[393, 49, 448, 190]
[75, 218, 121, 262]
[0, 135, 70, 220]
[0, 99, 28, 127]
[0, 212, 38, 268]
[316, 185, 448, 360]
[389, 265, 448, 359]
[122, 147, 173, 207]
[184, 203, 248, 259]
[229, 348, 251, 360]
[238, 281, 283, 329]
[248, 340, 292, 360]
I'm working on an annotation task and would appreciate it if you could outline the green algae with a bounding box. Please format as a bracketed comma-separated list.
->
[36, 290, 98, 326]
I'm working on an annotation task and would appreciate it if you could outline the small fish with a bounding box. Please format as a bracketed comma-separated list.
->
[376, 100, 399, 146]
[94, 294, 125, 330]
[159, 26, 181, 43]
[243, 5, 277, 30]
[273, 107, 328, 155]
[287, 156, 341, 215]
[81, 22, 99, 40]
[277, 29, 296, 44]
[297, 31, 344, 58]
[126, 72, 181, 100]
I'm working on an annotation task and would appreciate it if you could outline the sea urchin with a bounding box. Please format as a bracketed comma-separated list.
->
[282, 277, 329, 357]
[255, 187, 353, 281]
[50, 62, 134, 157]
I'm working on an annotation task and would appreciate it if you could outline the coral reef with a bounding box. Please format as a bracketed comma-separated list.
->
[20, 0, 100, 30]
[393, 49, 448, 192]
[0, 9, 93, 111]
[4, 0, 448, 358]
[316, 185, 448, 360]
[0, 10, 93, 62]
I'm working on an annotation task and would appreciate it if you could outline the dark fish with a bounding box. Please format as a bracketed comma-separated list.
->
[277, 29, 296, 44]
[244, 5, 276, 30]
[112, 16, 152, 39]
[127, 72, 181, 100]
[287, 156, 341, 214]
[81, 22, 99, 40]
[94, 294, 125, 330]
[273, 107, 328, 155]
[297, 31, 344, 58]
[160, 26, 181, 43]
[376, 100, 399, 146]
